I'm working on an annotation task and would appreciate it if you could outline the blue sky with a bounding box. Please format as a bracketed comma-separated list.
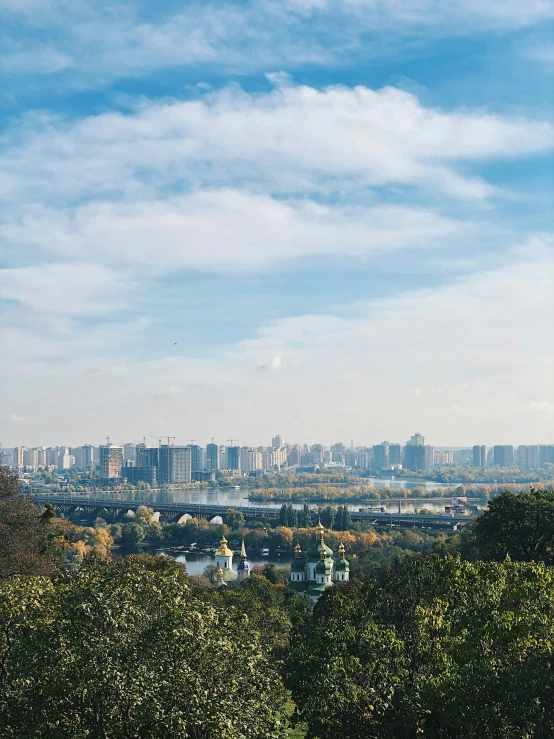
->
[1, 0, 554, 447]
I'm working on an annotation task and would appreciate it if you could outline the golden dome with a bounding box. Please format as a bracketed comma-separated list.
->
[215, 534, 233, 557]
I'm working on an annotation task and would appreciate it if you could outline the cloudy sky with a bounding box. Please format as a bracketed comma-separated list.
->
[1, 0, 554, 447]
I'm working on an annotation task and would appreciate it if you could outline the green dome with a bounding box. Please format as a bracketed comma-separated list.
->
[316, 558, 332, 574]
[291, 558, 305, 572]
[334, 557, 349, 572]
[306, 540, 333, 562]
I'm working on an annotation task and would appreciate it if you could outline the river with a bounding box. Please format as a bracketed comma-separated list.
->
[34, 480, 488, 514]
[162, 550, 292, 577]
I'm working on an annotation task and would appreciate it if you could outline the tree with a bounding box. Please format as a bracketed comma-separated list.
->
[0, 558, 287, 738]
[120, 522, 145, 551]
[0, 466, 56, 578]
[318, 506, 335, 530]
[262, 563, 286, 584]
[335, 505, 353, 531]
[299, 503, 311, 528]
[225, 507, 246, 529]
[475, 488, 554, 562]
[279, 503, 287, 526]
[288, 555, 554, 738]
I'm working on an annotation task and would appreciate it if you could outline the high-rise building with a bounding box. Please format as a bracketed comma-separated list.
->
[99, 445, 123, 480]
[517, 445, 540, 470]
[435, 451, 454, 466]
[493, 445, 514, 467]
[345, 450, 358, 467]
[12, 446, 25, 470]
[373, 443, 390, 469]
[404, 443, 426, 471]
[36, 447, 47, 467]
[240, 447, 250, 473]
[58, 447, 73, 470]
[158, 445, 191, 484]
[46, 448, 59, 466]
[473, 445, 486, 467]
[357, 448, 372, 469]
[189, 445, 204, 473]
[389, 444, 402, 466]
[72, 445, 95, 472]
[227, 446, 240, 472]
[136, 444, 159, 471]
[409, 433, 425, 446]
[219, 446, 228, 470]
[287, 445, 301, 467]
[424, 446, 435, 469]
[23, 448, 38, 470]
[539, 445, 554, 467]
[206, 443, 220, 471]
[272, 434, 284, 449]
[123, 443, 136, 463]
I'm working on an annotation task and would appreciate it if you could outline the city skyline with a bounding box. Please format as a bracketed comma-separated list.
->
[1, 1, 554, 445]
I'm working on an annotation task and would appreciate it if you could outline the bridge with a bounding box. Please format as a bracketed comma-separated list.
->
[30, 494, 471, 531]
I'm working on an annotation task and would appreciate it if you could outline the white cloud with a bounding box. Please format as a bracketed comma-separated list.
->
[0, 263, 125, 315]
[2, 0, 553, 81]
[2, 191, 465, 276]
[1, 83, 552, 215]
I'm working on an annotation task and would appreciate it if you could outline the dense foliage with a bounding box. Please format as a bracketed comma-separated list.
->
[0, 556, 287, 738]
[475, 488, 554, 562]
[288, 555, 554, 738]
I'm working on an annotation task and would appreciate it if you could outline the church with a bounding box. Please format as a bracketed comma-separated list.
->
[286, 520, 349, 601]
[213, 521, 349, 602]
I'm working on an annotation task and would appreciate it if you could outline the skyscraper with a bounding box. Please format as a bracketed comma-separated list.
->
[189, 445, 204, 473]
[472, 445, 486, 467]
[99, 445, 123, 480]
[539, 445, 554, 467]
[389, 444, 402, 465]
[517, 445, 540, 470]
[373, 443, 390, 468]
[272, 434, 284, 449]
[493, 445, 514, 467]
[227, 446, 240, 472]
[206, 443, 220, 471]
[158, 445, 191, 484]
[12, 446, 25, 470]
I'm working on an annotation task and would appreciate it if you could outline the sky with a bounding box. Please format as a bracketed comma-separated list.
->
[1, 0, 554, 448]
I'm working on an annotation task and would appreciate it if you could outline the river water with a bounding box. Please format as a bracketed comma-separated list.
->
[163, 550, 292, 577]
[36, 479, 487, 514]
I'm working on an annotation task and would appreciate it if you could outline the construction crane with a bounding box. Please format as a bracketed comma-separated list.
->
[166, 436, 176, 447]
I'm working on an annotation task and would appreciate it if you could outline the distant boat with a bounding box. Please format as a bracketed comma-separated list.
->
[234, 485, 241, 489]
[261, 548, 269, 556]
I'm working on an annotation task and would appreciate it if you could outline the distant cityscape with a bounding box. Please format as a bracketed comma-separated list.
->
[5, 433, 554, 484]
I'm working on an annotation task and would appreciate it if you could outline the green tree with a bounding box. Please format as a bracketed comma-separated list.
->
[475, 488, 554, 562]
[0, 558, 287, 738]
[262, 562, 286, 585]
[120, 522, 145, 551]
[318, 506, 335, 530]
[225, 507, 246, 529]
[0, 466, 56, 578]
[299, 503, 311, 528]
[288, 555, 554, 738]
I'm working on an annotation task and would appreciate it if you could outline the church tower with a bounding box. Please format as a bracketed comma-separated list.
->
[215, 532, 237, 581]
[333, 541, 350, 582]
[236, 539, 251, 582]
